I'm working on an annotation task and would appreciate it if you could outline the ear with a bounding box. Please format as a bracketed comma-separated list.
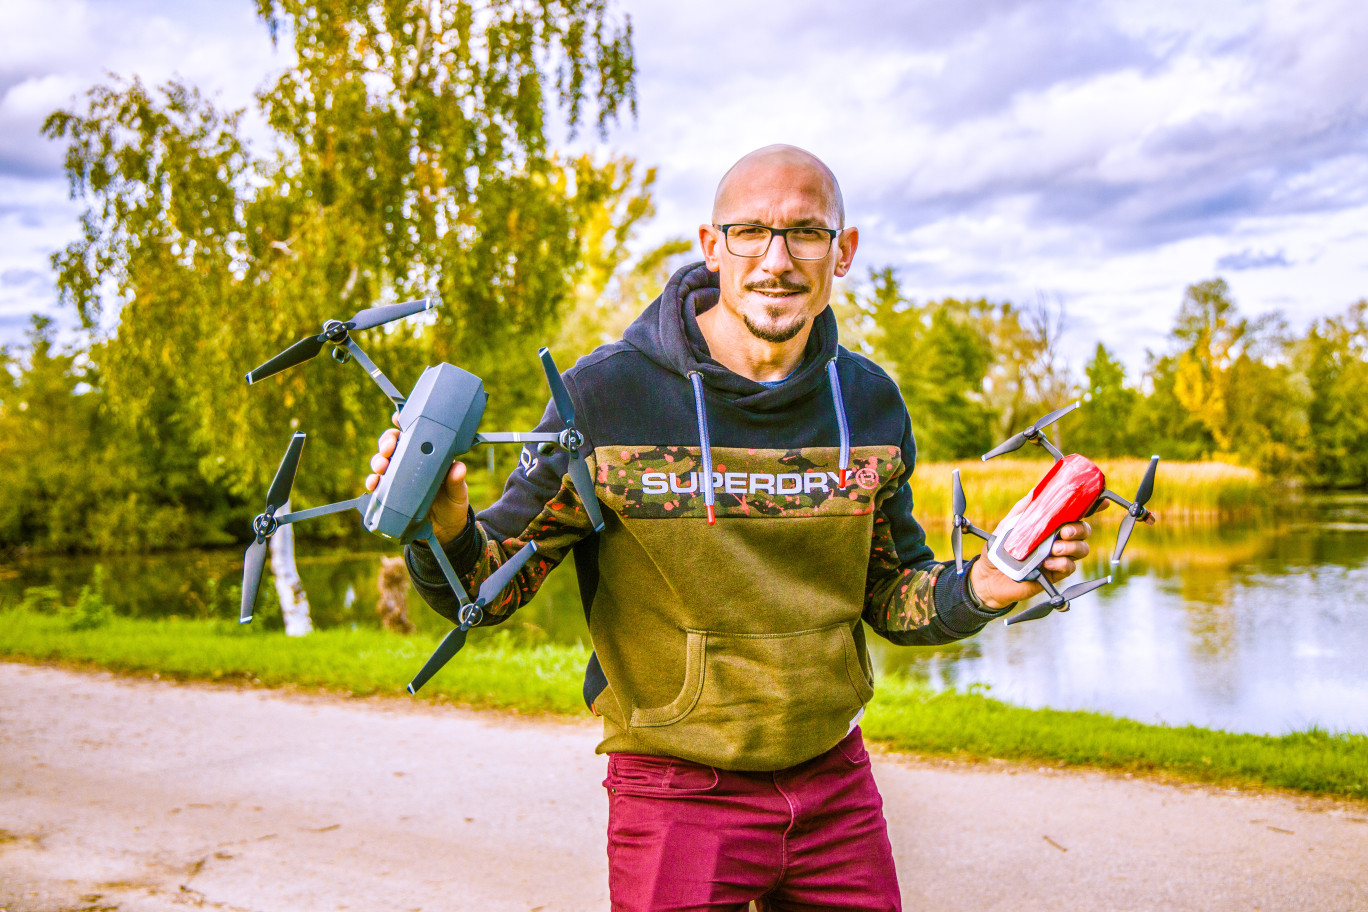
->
[833, 226, 859, 278]
[699, 223, 723, 271]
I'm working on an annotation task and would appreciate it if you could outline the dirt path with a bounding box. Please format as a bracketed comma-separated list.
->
[1, 662, 1365, 912]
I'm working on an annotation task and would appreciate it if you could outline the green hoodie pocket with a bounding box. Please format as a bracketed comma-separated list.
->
[628, 622, 874, 770]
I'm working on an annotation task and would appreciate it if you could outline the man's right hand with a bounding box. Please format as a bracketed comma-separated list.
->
[365, 427, 470, 545]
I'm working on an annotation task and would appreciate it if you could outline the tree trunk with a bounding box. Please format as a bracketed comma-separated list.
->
[269, 499, 313, 636]
[377, 556, 414, 634]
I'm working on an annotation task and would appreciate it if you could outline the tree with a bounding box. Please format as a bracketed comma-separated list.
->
[1069, 343, 1142, 457]
[849, 268, 996, 461]
[41, 0, 639, 623]
[1162, 278, 1307, 472]
[46, 1, 638, 506]
[977, 297, 1074, 446]
[1301, 300, 1368, 487]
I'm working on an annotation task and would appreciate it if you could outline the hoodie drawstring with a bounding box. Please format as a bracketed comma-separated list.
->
[688, 372, 717, 525]
[689, 359, 851, 526]
[827, 358, 851, 489]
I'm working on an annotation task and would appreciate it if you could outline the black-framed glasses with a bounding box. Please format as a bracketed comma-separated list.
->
[714, 223, 842, 260]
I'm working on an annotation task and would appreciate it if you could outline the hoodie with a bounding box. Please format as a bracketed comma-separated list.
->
[406, 262, 1008, 771]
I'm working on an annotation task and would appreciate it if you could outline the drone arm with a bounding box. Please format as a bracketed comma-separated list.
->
[964, 520, 992, 540]
[474, 431, 563, 445]
[1098, 488, 1134, 511]
[343, 338, 406, 409]
[1035, 434, 1066, 462]
[420, 525, 474, 609]
[274, 493, 372, 525]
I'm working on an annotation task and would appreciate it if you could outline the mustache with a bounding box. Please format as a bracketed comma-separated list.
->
[744, 278, 810, 294]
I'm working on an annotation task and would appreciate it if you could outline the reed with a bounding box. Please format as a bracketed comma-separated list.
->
[910, 458, 1267, 526]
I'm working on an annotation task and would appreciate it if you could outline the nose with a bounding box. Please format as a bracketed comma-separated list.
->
[759, 230, 796, 274]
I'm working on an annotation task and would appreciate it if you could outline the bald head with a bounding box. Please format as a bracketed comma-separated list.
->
[712, 144, 845, 228]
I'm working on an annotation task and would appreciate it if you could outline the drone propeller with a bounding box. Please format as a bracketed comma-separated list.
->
[981, 401, 1080, 461]
[1005, 575, 1112, 626]
[240, 432, 306, 624]
[951, 469, 967, 574]
[1112, 455, 1159, 565]
[406, 540, 540, 694]
[245, 295, 438, 384]
[538, 348, 606, 533]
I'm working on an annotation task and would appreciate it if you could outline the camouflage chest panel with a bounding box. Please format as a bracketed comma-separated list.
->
[594, 445, 905, 520]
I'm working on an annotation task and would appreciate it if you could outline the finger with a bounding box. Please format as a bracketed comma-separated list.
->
[1042, 557, 1077, 579]
[1057, 520, 1092, 541]
[365, 473, 378, 492]
[378, 428, 400, 457]
[1051, 538, 1090, 560]
[448, 460, 467, 485]
[370, 453, 390, 475]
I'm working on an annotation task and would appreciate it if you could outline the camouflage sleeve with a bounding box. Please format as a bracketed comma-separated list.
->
[862, 418, 1010, 646]
[405, 396, 598, 626]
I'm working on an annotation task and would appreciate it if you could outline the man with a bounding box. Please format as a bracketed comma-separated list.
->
[367, 145, 1094, 911]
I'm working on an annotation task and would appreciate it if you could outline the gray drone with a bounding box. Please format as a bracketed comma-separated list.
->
[240, 296, 604, 693]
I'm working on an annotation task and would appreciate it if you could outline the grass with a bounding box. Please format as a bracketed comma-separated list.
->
[3, 607, 1364, 802]
[911, 458, 1267, 526]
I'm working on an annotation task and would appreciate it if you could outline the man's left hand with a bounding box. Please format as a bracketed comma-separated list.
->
[968, 519, 1096, 611]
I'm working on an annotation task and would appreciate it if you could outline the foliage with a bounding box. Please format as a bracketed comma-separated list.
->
[1299, 301, 1368, 487]
[17, 0, 639, 552]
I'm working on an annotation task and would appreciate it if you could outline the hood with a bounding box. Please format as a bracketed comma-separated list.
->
[622, 261, 841, 412]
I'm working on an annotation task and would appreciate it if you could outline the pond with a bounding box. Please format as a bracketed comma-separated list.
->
[3, 495, 1366, 737]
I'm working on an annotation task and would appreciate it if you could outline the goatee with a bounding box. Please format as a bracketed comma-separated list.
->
[743, 311, 807, 344]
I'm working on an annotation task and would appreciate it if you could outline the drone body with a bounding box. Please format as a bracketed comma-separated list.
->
[239, 297, 603, 693]
[983, 453, 1107, 582]
[951, 402, 1159, 625]
[363, 363, 487, 543]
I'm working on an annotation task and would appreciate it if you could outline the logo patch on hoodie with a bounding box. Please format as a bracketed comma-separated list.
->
[593, 445, 904, 520]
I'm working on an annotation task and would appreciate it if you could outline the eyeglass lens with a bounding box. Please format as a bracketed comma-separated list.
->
[724, 225, 833, 260]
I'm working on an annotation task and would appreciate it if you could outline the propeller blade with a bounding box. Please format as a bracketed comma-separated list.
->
[952, 525, 964, 575]
[567, 454, 606, 532]
[245, 334, 326, 384]
[952, 469, 966, 517]
[240, 538, 267, 624]
[1112, 514, 1137, 565]
[982, 432, 1027, 461]
[406, 626, 469, 694]
[1136, 455, 1159, 508]
[1032, 401, 1080, 432]
[1006, 600, 1058, 626]
[476, 541, 540, 607]
[539, 347, 577, 428]
[265, 433, 306, 511]
[348, 295, 438, 332]
[1060, 575, 1112, 603]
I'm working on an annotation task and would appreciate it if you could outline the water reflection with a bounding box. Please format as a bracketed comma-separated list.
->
[3, 496, 1366, 735]
[880, 496, 1368, 735]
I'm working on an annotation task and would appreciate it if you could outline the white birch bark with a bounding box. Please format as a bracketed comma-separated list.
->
[269, 499, 313, 636]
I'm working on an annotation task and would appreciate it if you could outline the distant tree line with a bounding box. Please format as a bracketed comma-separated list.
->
[838, 271, 1368, 486]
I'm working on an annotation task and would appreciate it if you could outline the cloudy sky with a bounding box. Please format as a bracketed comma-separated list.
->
[2, 0, 1366, 376]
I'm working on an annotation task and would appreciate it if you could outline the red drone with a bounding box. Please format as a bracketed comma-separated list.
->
[951, 402, 1159, 625]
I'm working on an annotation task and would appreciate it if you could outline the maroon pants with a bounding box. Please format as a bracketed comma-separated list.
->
[603, 728, 902, 912]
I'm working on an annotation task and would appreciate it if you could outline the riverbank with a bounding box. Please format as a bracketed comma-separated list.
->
[3, 607, 1363, 802]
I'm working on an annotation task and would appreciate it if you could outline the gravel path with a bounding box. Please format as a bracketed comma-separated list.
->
[1, 661, 1365, 911]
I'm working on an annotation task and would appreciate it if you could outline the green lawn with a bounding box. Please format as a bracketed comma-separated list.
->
[3, 608, 1364, 801]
